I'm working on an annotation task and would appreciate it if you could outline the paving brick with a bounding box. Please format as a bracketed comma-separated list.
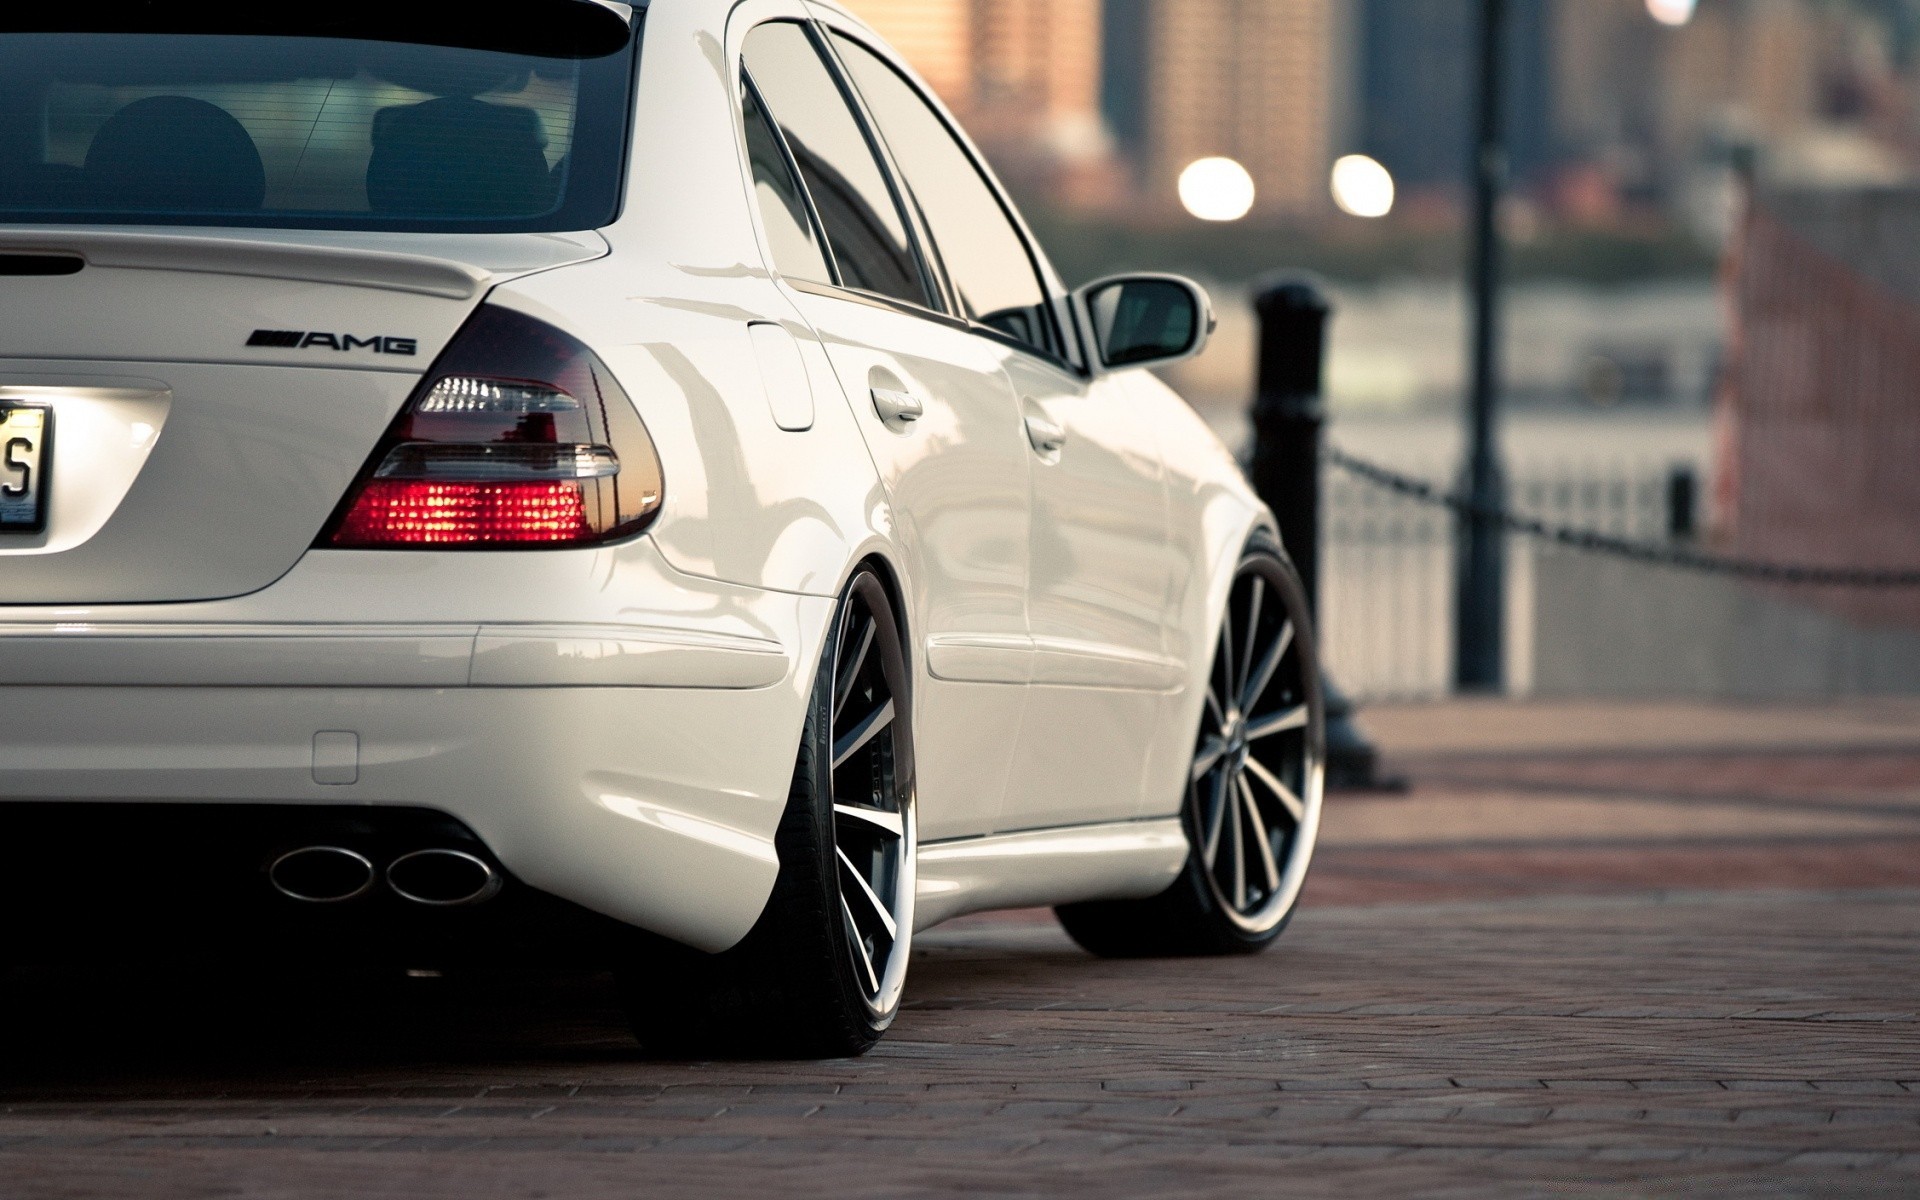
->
[0, 700, 1914, 1197]
[1785, 1150, 1901, 1168]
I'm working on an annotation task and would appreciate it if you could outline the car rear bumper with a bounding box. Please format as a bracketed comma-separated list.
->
[0, 677, 816, 953]
[0, 542, 836, 953]
[0, 800, 635, 967]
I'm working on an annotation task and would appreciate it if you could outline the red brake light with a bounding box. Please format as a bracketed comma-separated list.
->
[334, 481, 593, 545]
[322, 306, 663, 549]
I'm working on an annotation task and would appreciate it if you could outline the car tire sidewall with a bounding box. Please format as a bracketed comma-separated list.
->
[1175, 537, 1325, 950]
[784, 567, 915, 1038]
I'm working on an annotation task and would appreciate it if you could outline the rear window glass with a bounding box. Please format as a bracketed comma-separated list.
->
[0, 19, 637, 232]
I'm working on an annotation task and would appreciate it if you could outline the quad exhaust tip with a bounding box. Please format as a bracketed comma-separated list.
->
[268, 846, 377, 904]
[386, 848, 502, 907]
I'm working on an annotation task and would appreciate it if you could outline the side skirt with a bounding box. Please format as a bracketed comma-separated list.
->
[914, 819, 1188, 931]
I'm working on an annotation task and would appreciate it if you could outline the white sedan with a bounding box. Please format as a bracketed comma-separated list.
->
[0, 0, 1324, 1056]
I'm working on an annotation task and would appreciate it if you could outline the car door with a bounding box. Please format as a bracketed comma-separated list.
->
[823, 26, 1180, 832]
[999, 355, 1182, 828]
[736, 16, 1034, 842]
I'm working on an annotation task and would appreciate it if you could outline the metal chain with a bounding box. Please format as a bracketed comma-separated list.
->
[1322, 444, 1920, 588]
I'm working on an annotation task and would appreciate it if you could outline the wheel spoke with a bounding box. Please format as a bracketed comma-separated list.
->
[1238, 775, 1282, 891]
[834, 802, 904, 839]
[834, 616, 876, 713]
[840, 894, 880, 994]
[1239, 576, 1264, 703]
[1245, 755, 1306, 825]
[1191, 736, 1228, 781]
[1246, 703, 1308, 742]
[1203, 685, 1227, 732]
[832, 698, 895, 769]
[1241, 620, 1295, 712]
[837, 846, 898, 940]
[1191, 559, 1317, 926]
[1200, 767, 1230, 868]
[1228, 774, 1246, 910]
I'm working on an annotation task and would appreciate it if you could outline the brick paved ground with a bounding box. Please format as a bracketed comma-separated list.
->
[2, 699, 1917, 1198]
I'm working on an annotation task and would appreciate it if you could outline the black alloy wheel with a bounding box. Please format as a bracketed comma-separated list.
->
[1187, 545, 1323, 933]
[619, 566, 915, 1057]
[1057, 538, 1324, 956]
[822, 570, 917, 1021]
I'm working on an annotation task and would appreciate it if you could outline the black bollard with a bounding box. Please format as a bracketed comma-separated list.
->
[1666, 463, 1697, 542]
[1250, 281, 1330, 608]
[1247, 277, 1396, 792]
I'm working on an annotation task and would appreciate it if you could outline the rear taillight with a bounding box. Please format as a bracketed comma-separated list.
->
[322, 306, 663, 548]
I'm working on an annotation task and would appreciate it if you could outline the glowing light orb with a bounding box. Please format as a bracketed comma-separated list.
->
[1178, 157, 1256, 222]
[1330, 154, 1396, 219]
[1646, 0, 1697, 26]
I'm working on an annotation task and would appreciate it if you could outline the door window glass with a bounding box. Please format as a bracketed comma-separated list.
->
[742, 23, 929, 308]
[739, 77, 831, 283]
[831, 34, 1058, 357]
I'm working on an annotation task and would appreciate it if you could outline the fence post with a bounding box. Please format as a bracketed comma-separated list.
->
[1248, 277, 1391, 791]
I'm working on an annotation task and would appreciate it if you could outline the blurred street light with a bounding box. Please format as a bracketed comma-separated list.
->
[1646, 0, 1697, 26]
[1178, 157, 1256, 221]
[1457, 0, 1510, 693]
[1330, 154, 1396, 218]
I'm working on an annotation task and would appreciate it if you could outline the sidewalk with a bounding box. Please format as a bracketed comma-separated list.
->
[1312, 697, 1920, 905]
[0, 699, 1914, 1198]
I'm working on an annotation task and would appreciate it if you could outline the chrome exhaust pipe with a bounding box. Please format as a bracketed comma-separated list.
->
[386, 849, 502, 907]
[269, 846, 376, 903]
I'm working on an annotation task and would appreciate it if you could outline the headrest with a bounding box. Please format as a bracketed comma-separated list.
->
[366, 98, 556, 218]
[85, 96, 266, 212]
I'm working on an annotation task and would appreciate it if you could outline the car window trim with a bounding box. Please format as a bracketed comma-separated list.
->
[744, 18, 946, 315]
[804, 18, 959, 319]
[605, 11, 647, 234]
[738, 64, 844, 289]
[967, 319, 1084, 376]
[739, 17, 1087, 377]
[786, 276, 970, 331]
[819, 26, 1081, 369]
[818, 25, 1018, 340]
[811, 29, 964, 320]
[790, 275, 1086, 375]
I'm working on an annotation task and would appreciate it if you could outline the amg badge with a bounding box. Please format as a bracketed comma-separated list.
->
[248, 329, 418, 356]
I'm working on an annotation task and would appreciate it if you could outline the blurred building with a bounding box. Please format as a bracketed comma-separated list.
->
[1554, 0, 1822, 191]
[849, 0, 973, 107]
[848, 0, 1114, 206]
[1354, 0, 1918, 230]
[1552, 0, 1913, 230]
[1104, 0, 1353, 217]
[1552, 0, 1672, 199]
[1358, 0, 1556, 198]
[969, 0, 1103, 137]
[1717, 184, 1920, 628]
[853, 0, 1920, 230]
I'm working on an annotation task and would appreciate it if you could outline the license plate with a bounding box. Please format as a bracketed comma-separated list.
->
[0, 403, 50, 532]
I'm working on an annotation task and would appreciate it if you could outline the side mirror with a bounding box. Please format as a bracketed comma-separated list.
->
[1075, 274, 1216, 371]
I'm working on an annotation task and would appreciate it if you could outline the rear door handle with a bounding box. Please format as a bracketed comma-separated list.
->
[1024, 412, 1066, 454]
[871, 387, 924, 427]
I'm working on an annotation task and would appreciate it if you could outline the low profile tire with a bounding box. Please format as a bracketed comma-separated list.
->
[618, 567, 916, 1058]
[1056, 537, 1325, 958]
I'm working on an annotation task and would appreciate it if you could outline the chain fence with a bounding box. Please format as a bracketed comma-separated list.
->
[1323, 444, 1920, 589]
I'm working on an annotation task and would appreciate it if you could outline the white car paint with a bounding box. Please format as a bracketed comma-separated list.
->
[0, 0, 1277, 953]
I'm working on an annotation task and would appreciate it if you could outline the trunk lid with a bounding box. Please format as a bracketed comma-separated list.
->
[0, 227, 606, 604]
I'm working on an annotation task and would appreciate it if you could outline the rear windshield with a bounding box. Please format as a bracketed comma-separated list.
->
[0, 13, 638, 232]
